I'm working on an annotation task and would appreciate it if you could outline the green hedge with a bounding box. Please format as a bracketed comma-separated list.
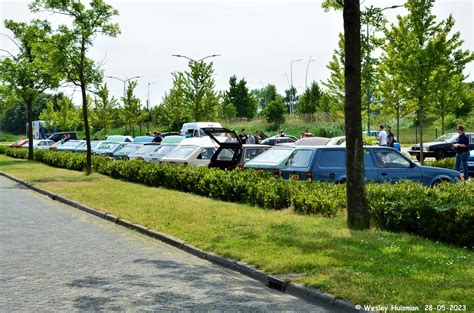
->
[3, 148, 473, 247]
[425, 158, 455, 169]
[0, 145, 6, 155]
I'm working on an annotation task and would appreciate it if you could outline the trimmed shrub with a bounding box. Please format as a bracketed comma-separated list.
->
[3, 147, 472, 247]
[425, 158, 455, 170]
[0, 145, 6, 154]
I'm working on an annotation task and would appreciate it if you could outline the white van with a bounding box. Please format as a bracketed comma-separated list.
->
[160, 137, 218, 166]
[180, 122, 222, 138]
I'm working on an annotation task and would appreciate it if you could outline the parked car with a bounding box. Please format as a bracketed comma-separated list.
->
[52, 140, 84, 152]
[160, 137, 218, 166]
[113, 144, 143, 160]
[326, 136, 346, 146]
[105, 135, 133, 143]
[93, 141, 129, 157]
[408, 132, 474, 161]
[47, 132, 78, 142]
[24, 139, 55, 150]
[128, 143, 161, 160]
[468, 150, 474, 177]
[281, 146, 460, 186]
[143, 136, 184, 162]
[75, 141, 102, 153]
[295, 137, 330, 146]
[260, 136, 296, 146]
[180, 122, 222, 138]
[243, 146, 295, 177]
[10, 139, 28, 148]
[201, 127, 271, 170]
[132, 136, 154, 144]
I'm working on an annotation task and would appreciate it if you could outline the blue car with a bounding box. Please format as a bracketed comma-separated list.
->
[281, 146, 460, 187]
[468, 150, 474, 177]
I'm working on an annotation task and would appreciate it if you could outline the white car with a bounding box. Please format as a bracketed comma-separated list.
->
[128, 143, 161, 160]
[143, 136, 184, 162]
[160, 137, 218, 166]
[21, 139, 55, 150]
[180, 122, 222, 138]
[326, 136, 346, 146]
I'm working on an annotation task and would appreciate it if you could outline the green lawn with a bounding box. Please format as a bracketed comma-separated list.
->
[0, 154, 472, 309]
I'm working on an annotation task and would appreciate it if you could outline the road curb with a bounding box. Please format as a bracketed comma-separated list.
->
[0, 171, 367, 313]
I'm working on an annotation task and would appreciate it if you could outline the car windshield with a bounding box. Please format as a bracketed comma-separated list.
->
[165, 146, 198, 159]
[326, 137, 346, 146]
[434, 133, 457, 142]
[116, 144, 141, 155]
[244, 148, 265, 162]
[150, 145, 176, 157]
[285, 150, 314, 167]
[133, 145, 160, 155]
[97, 143, 120, 151]
[61, 141, 81, 148]
[216, 148, 236, 160]
[250, 148, 293, 164]
[133, 136, 154, 143]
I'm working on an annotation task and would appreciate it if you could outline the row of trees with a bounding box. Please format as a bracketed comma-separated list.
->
[323, 0, 473, 151]
[0, 0, 120, 174]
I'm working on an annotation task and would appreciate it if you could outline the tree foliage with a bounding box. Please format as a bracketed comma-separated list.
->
[0, 19, 60, 159]
[223, 75, 257, 119]
[31, 0, 121, 173]
[121, 80, 143, 136]
[297, 81, 323, 116]
[264, 98, 286, 126]
[92, 83, 116, 136]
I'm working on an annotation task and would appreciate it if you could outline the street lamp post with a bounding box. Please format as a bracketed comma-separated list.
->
[290, 59, 302, 114]
[147, 82, 156, 133]
[172, 54, 221, 63]
[305, 56, 316, 89]
[106, 75, 143, 100]
[365, 4, 404, 136]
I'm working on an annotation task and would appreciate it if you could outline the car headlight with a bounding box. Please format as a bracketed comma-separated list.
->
[423, 146, 430, 152]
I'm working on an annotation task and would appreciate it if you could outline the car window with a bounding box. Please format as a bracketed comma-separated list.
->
[217, 148, 236, 161]
[319, 150, 345, 168]
[151, 145, 175, 157]
[364, 149, 375, 167]
[166, 147, 197, 159]
[250, 148, 293, 164]
[285, 150, 314, 167]
[434, 133, 457, 142]
[244, 148, 264, 162]
[374, 150, 411, 168]
[197, 148, 215, 160]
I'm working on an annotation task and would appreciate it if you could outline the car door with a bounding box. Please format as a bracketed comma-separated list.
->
[363, 149, 378, 182]
[372, 149, 421, 183]
[315, 149, 346, 182]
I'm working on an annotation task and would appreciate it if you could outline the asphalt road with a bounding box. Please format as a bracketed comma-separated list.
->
[0, 176, 329, 312]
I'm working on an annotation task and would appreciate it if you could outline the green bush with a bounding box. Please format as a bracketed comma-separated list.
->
[425, 158, 455, 169]
[4, 147, 472, 247]
[0, 145, 6, 154]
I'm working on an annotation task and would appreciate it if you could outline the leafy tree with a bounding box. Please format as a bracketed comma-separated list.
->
[383, 0, 473, 162]
[264, 98, 286, 126]
[121, 80, 142, 136]
[39, 100, 56, 130]
[220, 98, 237, 121]
[157, 72, 192, 130]
[54, 97, 80, 131]
[297, 81, 322, 116]
[159, 60, 220, 130]
[284, 86, 298, 113]
[93, 83, 116, 136]
[223, 75, 257, 119]
[0, 19, 60, 159]
[252, 84, 280, 111]
[31, 0, 120, 174]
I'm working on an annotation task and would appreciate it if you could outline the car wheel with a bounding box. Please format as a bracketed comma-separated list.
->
[431, 179, 449, 187]
[434, 149, 446, 160]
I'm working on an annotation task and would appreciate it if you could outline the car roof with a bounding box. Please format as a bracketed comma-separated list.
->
[161, 135, 184, 144]
[292, 145, 397, 151]
[295, 137, 330, 145]
[178, 136, 218, 147]
[243, 144, 271, 148]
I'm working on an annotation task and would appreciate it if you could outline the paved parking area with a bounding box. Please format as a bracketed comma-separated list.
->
[0, 176, 328, 312]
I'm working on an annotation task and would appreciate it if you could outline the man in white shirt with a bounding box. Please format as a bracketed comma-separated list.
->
[378, 125, 388, 146]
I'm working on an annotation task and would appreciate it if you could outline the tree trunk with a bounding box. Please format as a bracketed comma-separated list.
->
[343, 0, 370, 230]
[418, 98, 424, 164]
[26, 99, 34, 161]
[81, 84, 92, 175]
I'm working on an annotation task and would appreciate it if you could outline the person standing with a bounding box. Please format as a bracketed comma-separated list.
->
[452, 125, 470, 181]
[387, 126, 395, 148]
[377, 125, 388, 146]
[248, 131, 255, 144]
[239, 129, 248, 144]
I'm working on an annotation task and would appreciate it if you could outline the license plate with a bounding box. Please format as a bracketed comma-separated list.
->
[290, 173, 300, 180]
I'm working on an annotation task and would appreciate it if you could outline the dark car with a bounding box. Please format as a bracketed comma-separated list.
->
[202, 127, 271, 170]
[260, 136, 296, 146]
[408, 132, 474, 161]
[282, 146, 460, 187]
[47, 132, 78, 142]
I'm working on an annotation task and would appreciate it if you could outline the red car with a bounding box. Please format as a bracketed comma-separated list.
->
[10, 139, 28, 148]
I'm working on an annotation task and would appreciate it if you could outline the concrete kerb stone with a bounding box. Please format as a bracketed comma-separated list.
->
[0, 171, 364, 313]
